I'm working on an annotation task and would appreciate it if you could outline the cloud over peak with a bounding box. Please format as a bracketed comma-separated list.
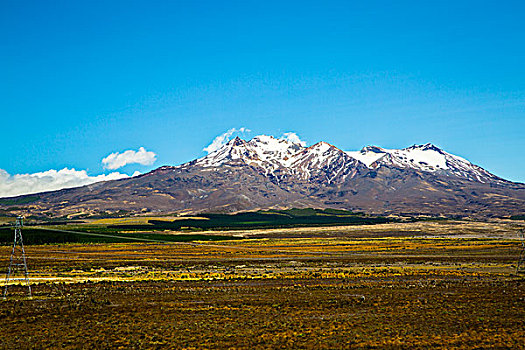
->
[280, 132, 307, 146]
[102, 147, 157, 170]
[203, 127, 251, 154]
[203, 128, 308, 154]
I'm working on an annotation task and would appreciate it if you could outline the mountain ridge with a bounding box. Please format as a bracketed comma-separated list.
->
[1, 135, 523, 219]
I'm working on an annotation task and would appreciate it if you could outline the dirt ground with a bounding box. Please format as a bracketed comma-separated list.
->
[1, 224, 524, 349]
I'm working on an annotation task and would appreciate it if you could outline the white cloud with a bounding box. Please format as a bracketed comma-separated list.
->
[280, 132, 307, 147]
[203, 127, 251, 154]
[102, 147, 157, 170]
[0, 168, 130, 198]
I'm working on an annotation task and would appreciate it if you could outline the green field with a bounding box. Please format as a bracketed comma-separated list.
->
[112, 208, 394, 231]
[0, 208, 399, 245]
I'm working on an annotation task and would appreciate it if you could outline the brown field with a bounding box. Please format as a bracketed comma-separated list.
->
[1, 222, 524, 349]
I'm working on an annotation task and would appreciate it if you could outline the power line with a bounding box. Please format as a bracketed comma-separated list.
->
[31, 226, 340, 256]
[33, 227, 177, 244]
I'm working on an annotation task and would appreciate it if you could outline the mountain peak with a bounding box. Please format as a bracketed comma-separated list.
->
[4, 135, 521, 219]
[360, 145, 385, 154]
[308, 141, 340, 152]
[229, 136, 245, 146]
[406, 143, 443, 153]
[250, 134, 276, 142]
[249, 134, 306, 149]
[194, 135, 505, 184]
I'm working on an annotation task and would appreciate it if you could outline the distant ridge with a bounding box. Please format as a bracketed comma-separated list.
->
[1, 135, 524, 218]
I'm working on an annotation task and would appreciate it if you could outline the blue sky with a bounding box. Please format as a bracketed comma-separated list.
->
[1, 0, 524, 195]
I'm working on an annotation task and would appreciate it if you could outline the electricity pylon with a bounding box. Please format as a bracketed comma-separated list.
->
[3, 217, 31, 298]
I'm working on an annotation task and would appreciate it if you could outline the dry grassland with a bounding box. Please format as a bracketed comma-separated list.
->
[0, 221, 524, 349]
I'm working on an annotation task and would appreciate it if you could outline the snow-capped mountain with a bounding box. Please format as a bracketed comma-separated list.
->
[2, 135, 523, 218]
[288, 142, 364, 183]
[347, 143, 501, 183]
[193, 135, 303, 172]
[193, 135, 505, 184]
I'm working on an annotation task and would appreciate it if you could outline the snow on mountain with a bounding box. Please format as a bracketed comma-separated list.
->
[4, 135, 521, 219]
[195, 137, 361, 182]
[194, 135, 304, 172]
[290, 142, 363, 182]
[347, 143, 500, 183]
[346, 146, 387, 167]
[191, 136, 502, 184]
[248, 135, 304, 167]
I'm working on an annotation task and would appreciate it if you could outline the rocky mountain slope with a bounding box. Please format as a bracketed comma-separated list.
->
[1, 135, 524, 218]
